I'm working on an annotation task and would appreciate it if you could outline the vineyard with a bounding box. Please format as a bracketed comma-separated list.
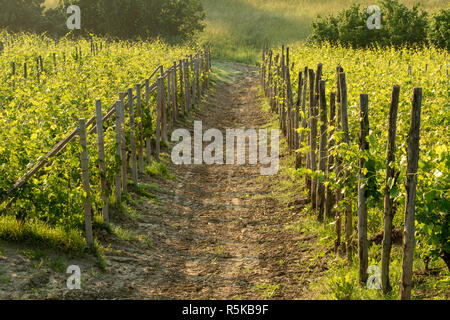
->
[0, 0, 449, 304]
[261, 43, 449, 298]
[0, 31, 210, 249]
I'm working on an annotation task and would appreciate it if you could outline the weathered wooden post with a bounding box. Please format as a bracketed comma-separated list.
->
[119, 98, 128, 195]
[155, 77, 163, 160]
[334, 65, 344, 250]
[173, 63, 178, 122]
[400, 87, 422, 300]
[128, 89, 138, 186]
[160, 67, 168, 142]
[301, 67, 308, 171]
[294, 71, 303, 169]
[325, 92, 336, 219]
[78, 118, 93, 246]
[317, 80, 328, 221]
[192, 56, 197, 106]
[339, 71, 352, 262]
[184, 59, 190, 112]
[115, 101, 123, 201]
[358, 93, 369, 284]
[308, 69, 316, 206]
[144, 79, 152, 164]
[381, 85, 400, 294]
[136, 84, 144, 174]
[179, 60, 185, 114]
[167, 68, 173, 132]
[95, 99, 109, 224]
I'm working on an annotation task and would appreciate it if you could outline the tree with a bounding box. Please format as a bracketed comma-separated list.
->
[49, 0, 205, 41]
[0, 0, 46, 32]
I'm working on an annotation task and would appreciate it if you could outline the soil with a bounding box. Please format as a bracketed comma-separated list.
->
[0, 62, 327, 300]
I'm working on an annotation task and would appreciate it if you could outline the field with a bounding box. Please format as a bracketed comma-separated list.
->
[0, 32, 196, 244]
[200, 0, 449, 63]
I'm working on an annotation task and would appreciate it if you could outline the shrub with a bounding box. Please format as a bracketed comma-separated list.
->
[309, 0, 432, 49]
[428, 9, 450, 50]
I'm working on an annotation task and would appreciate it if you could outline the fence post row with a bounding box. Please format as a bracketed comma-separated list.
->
[261, 47, 423, 299]
[3, 49, 211, 250]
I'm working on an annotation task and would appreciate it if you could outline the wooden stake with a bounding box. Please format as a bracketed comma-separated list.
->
[317, 80, 328, 221]
[155, 77, 163, 160]
[120, 99, 127, 194]
[400, 87, 422, 300]
[95, 100, 109, 224]
[381, 85, 400, 294]
[114, 101, 123, 201]
[325, 92, 336, 219]
[339, 71, 352, 262]
[78, 118, 93, 246]
[136, 84, 144, 174]
[358, 93, 369, 284]
[295, 71, 303, 169]
[308, 69, 317, 206]
[128, 88, 138, 186]
[144, 79, 152, 164]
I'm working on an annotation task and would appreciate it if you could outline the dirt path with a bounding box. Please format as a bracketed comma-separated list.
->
[0, 62, 327, 300]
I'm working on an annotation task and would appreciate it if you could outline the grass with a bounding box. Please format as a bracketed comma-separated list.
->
[0, 215, 86, 254]
[200, 0, 449, 64]
[145, 161, 174, 179]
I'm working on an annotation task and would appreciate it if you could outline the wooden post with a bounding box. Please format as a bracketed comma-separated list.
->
[114, 101, 123, 201]
[136, 84, 144, 174]
[145, 79, 152, 164]
[400, 87, 422, 300]
[314, 63, 323, 106]
[184, 59, 190, 112]
[358, 93, 369, 285]
[317, 80, 328, 221]
[295, 71, 303, 169]
[381, 85, 400, 294]
[172, 64, 178, 122]
[78, 118, 93, 246]
[167, 68, 173, 131]
[301, 66, 308, 170]
[155, 77, 163, 160]
[95, 100, 109, 224]
[308, 69, 317, 206]
[160, 67, 168, 142]
[179, 60, 184, 114]
[24, 62, 27, 79]
[198, 57, 203, 98]
[120, 99, 128, 194]
[193, 58, 198, 105]
[335, 65, 344, 250]
[338, 72, 352, 262]
[325, 92, 336, 219]
[128, 88, 138, 186]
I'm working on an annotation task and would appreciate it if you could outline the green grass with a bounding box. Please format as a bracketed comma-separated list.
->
[200, 0, 449, 64]
[0, 215, 86, 254]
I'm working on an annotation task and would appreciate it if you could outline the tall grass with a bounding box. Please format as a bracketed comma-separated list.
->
[200, 0, 449, 64]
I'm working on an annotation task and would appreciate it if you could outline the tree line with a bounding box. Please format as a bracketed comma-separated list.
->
[0, 0, 205, 42]
[308, 0, 449, 50]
